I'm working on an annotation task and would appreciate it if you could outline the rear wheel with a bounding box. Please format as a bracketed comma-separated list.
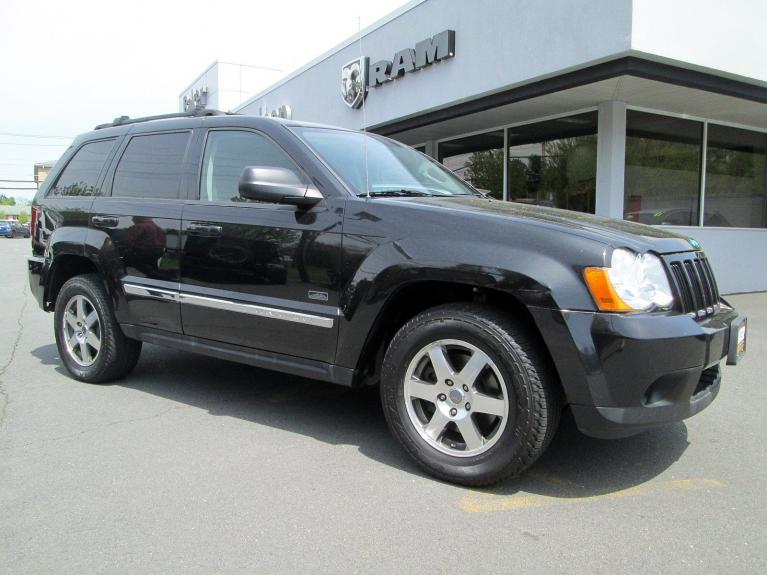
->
[381, 303, 560, 486]
[54, 274, 142, 383]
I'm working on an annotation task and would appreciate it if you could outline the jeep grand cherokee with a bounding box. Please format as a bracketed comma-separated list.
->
[27, 110, 747, 485]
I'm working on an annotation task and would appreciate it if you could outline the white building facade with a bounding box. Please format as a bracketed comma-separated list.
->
[179, 61, 283, 114]
[190, 0, 767, 293]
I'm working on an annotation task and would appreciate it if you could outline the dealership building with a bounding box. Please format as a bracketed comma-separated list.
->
[180, 0, 766, 293]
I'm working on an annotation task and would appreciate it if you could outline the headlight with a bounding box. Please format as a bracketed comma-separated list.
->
[584, 248, 674, 312]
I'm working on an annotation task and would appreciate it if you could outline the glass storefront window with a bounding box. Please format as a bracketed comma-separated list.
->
[505, 112, 597, 212]
[438, 131, 504, 199]
[705, 124, 767, 228]
[624, 111, 703, 226]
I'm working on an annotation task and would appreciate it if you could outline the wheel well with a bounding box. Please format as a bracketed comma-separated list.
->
[355, 281, 554, 387]
[46, 255, 99, 310]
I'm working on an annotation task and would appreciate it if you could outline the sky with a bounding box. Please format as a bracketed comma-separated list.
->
[0, 0, 408, 202]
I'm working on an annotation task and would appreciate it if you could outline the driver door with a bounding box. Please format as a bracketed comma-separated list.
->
[179, 128, 343, 363]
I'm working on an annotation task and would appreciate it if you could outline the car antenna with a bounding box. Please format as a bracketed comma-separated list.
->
[357, 16, 370, 199]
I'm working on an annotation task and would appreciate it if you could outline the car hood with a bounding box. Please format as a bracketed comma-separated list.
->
[400, 196, 699, 254]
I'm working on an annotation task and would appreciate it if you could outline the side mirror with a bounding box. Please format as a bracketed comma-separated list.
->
[238, 166, 322, 208]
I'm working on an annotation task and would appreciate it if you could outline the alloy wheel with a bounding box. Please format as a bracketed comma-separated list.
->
[403, 339, 510, 457]
[62, 294, 102, 367]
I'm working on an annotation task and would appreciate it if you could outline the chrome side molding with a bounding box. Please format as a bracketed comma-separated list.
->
[123, 282, 335, 329]
[179, 293, 334, 329]
[123, 283, 179, 302]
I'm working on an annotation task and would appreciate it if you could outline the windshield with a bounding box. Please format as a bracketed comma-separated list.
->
[293, 127, 479, 197]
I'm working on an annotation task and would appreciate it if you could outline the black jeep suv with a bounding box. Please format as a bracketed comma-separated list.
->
[28, 111, 746, 486]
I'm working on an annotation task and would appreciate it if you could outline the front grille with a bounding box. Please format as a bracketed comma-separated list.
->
[664, 252, 720, 319]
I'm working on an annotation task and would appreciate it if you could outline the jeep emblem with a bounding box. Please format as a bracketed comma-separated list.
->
[341, 57, 368, 109]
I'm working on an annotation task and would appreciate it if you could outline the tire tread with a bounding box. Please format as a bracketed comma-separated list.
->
[381, 303, 561, 486]
[54, 274, 141, 383]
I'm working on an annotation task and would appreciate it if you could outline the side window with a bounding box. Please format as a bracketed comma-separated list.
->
[112, 132, 191, 199]
[51, 139, 115, 196]
[200, 130, 304, 203]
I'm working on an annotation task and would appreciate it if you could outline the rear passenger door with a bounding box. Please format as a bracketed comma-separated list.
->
[90, 130, 193, 333]
[179, 128, 343, 363]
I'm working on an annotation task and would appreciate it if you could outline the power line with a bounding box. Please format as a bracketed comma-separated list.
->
[0, 179, 36, 183]
[0, 132, 73, 139]
[0, 142, 69, 147]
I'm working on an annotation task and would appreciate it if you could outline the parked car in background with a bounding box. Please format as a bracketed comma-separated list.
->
[625, 208, 731, 227]
[0, 220, 22, 238]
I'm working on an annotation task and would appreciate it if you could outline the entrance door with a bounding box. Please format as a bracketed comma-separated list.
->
[180, 129, 343, 363]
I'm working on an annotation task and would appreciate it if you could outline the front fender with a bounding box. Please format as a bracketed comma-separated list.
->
[334, 234, 600, 369]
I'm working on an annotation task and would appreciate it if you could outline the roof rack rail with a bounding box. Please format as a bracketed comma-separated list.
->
[94, 109, 235, 130]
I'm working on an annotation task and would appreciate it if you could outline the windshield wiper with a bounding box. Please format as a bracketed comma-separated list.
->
[357, 189, 434, 197]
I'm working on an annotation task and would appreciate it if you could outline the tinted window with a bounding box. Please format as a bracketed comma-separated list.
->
[51, 139, 115, 196]
[705, 124, 766, 228]
[112, 132, 190, 199]
[624, 111, 703, 226]
[200, 130, 302, 202]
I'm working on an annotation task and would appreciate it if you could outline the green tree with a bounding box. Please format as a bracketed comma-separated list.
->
[507, 159, 528, 199]
[18, 211, 29, 224]
[464, 149, 504, 198]
[0, 195, 16, 206]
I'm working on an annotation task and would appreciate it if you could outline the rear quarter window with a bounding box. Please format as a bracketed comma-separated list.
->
[50, 139, 116, 196]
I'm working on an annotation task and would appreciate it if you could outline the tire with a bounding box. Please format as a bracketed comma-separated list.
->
[54, 274, 142, 383]
[381, 303, 561, 486]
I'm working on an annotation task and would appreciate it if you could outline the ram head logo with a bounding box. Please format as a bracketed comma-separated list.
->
[341, 57, 368, 109]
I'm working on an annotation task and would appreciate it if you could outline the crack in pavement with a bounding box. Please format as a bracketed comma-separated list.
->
[0, 282, 28, 430]
[0, 404, 191, 451]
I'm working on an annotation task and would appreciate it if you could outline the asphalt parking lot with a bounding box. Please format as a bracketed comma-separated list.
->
[1, 238, 765, 574]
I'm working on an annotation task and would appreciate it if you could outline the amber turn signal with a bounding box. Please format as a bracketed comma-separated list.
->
[583, 267, 634, 312]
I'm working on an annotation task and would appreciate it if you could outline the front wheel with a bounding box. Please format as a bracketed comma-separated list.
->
[54, 274, 142, 383]
[381, 303, 560, 486]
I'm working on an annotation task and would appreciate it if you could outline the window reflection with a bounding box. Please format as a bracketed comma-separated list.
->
[439, 131, 504, 198]
[506, 113, 597, 212]
[437, 113, 597, 211]
[624, 111, 703, 226]
[705, 124, 766, 228]
[52, 139, 115, 197]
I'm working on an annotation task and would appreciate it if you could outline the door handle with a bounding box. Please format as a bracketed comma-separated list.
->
[91, 215, 119, 228]
[187, 223, 223, 237]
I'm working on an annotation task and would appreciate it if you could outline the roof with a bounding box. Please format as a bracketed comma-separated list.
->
[74, 113, 357, 146]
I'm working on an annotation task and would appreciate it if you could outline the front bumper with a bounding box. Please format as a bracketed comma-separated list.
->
[531, 304, 745, 439]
